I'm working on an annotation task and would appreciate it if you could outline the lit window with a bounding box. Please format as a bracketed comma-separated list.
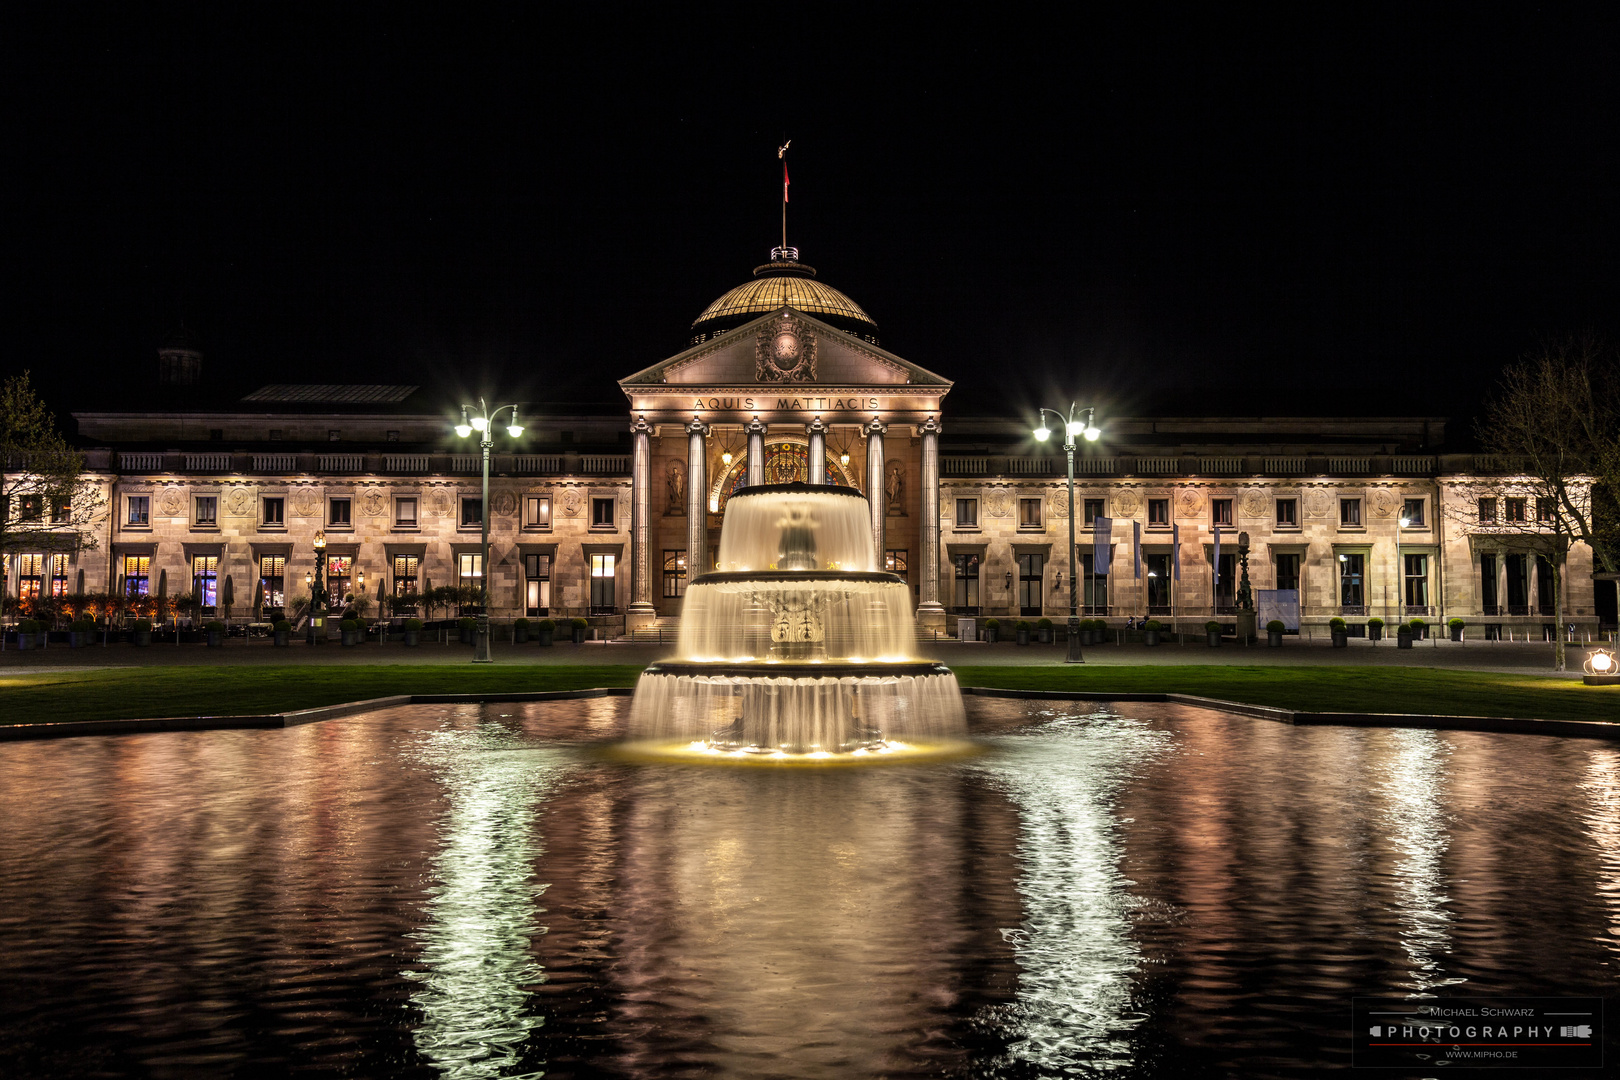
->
[1018, 497, 1043, 530]
[19, 494, 43, 521]
[1340, 499, 1362, 527]
[955, 498, 978, 528]
[122, 554, 151, 596]
[326, 555, 352, 604]
[524, 494, 552, 531]
[194, 555, 219, 609]
[592, 497, 615, 529]
[524, 553, 551, 614]
[51, 496, 70, 524]
[15, 553, 44, 599]
[590, 552, 616, 612]
[1276, 498, 1297, 527]
[885, 549, 909, 577]
[663, 550, 687, 597]
[127, 496, 150, 527]
[260, 555, 286, 608]
[392, 554, 420, 597]
[458, 552, 483, 591]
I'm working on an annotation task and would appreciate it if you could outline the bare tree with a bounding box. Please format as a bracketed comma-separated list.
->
[1, 373, 105, 588]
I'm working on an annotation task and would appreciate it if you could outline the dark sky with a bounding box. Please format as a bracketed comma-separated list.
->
[7, 6, 1618, 429]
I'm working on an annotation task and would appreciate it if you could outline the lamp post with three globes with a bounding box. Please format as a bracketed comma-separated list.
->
[1034, 404, 1101, 662]
[455, 398, 524, 663]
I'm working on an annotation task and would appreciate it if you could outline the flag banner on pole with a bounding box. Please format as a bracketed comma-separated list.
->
[1093, 516, 1112, 575]
[784, 164, 790, 202]
[1133, 520, 1143, 579]
[1213, 526, 1222, 587]
[1172, 523, 1181, 580]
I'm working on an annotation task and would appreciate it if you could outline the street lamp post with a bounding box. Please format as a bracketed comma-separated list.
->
[305, 530, 327, 644]
[1034, 404, 1101, 663]
[456, 398, 524, 663]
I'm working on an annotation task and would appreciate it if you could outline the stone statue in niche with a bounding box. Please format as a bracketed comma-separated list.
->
[885, 459, 905, 516]
[667, 460, 686, 515]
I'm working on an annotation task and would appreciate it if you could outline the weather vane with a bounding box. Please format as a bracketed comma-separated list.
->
[777, 140, 791, 256]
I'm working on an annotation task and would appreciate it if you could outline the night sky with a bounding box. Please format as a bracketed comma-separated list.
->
[8, 7, 1618, 431]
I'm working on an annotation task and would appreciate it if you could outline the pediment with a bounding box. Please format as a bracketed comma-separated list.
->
[619, 307, 951, 391]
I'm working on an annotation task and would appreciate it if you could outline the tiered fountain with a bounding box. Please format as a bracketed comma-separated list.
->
[625, 482, 969, 762]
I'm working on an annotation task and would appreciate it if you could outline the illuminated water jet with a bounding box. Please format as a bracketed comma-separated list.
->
[626, 481, 967, 759]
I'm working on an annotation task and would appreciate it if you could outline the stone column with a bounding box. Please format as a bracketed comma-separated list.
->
[745, 417, 767, 488]
[917, 416, 945, 631]
[863, 417, 887, 567]
[686, 419, 710, 574]
[626, 416, 655, 631]
[806, 416, 829, 484]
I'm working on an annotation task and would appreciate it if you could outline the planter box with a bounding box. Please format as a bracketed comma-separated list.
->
[1206, 631, 1222, 647]
[1037, 628, 1052, 644]
[1450, 626, 1464, 641]
[459, 628, 475, 645]
[70, 632, 90, 649]
[133, 631, 151, 647]
[1330, 630, 1348, 648]
[1368, 625, 1384, 641]
[17, 633, 37, 651]
[273, 631, 290, 647]
[1268, 630, 1283, 647]
[983, 628, 999, 644]
[1015, 628, 1030, 645]
[341, 630, 359, 646]
[537, 629, 554, 646]
[513, 627, 529, 644]
[1143, 630, 1160, 646]
[572, 627, 587, 644]
[403, 630, 419, 646]
[206, 630, 224, 648]
[1397, 632, 1414, 649]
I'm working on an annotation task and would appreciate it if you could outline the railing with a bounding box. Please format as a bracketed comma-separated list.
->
[582, 455, 629, 474]
[1392, 456, 1436, 474]
[941, 456, 988, 476]
[1328, 457, 1370, 474]
[1401, 605, 1435, 617]
[1135, 457, 1181, 475]
[1341, 605, 1368, 616]
[1146, 605, 1173, 616]
[1200, 457, 1244, 474]
[515, 454, 564, 473]
[451, 454, 480, 473]
[385, 454, 429, 472]
[185, 453, 231, 471]
[1007, 457, 1057, 475]
[253, 453, 298, 472]
[1264, 457, 1308, 474]
[119, 452, 164, 472]
[1074, 457, 1116, 475]
[317, 454, 364, 472]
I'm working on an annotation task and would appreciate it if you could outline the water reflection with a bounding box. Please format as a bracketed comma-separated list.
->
[1371, 729, 1462, 995]
[972, 708, 1169, 1074]
[404, 723, 574, 1079]
[1579, 748, 1620, 953]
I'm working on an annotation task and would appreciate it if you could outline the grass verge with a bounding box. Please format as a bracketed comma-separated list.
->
[0, 663, 1614, 727]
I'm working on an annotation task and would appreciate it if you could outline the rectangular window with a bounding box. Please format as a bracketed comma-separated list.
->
[127, 495, 150, 527]
[48, 553, 69, 597]
[260, 555, 286, 609]
[591, 497, 615, 529]
[1401, 498, 1425, 528]
[590, 553, 617, 612]
[1018, 552, 1043, 615]
[460, 497, 482, 530]
[663, 550, 687, 598]
[19, 494, 42, 521]
[194, 555, 219, 610]
[1275, 498, 1297, 528]
[1212, 498, 1233, 527]
[326, 555, 352, 606]
[1338, 553, 1364, 608]
[524, 494, 552, 531]
[1479, 553, 1499, 613]
[16, 553, 43, 600]
[1146, 552, 1172, 612]
[1536, 554, 1556, 614]
[458, 552, 483, 595]
[1478, 497, 1498, 524]
[1078, 551, 1109, 613]
[523, 553, 551, 615]
[1275, 553, 1300, 592]
[392, 554, 420, 598]
[1403, 552, 1429, 609]
[1018, 498, 1043, 530]
[329, 497, 352, 528]
[122, 554, 151, 596]
[1536, 496, 1557, 523]
[885, 549, 909, 580]
[1148, 498, 1169, 527]
[51, 496, 70, 524]
[1505, 553, 1529, 611]
[955, 499, 978, 529]
[1083, 498, 1104, 527]
[194, 495, 218, 528]
[1505, 497, 1527, 523]
[952, 552, 980, 613]
[395, 497, 418, 529]
[263, 497, 284, 528]
[1215, 553, 1237, 612]
[1340, 499, 1362, 527]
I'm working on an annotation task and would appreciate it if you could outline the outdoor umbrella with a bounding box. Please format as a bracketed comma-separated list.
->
[222, 575, 234, 620]
[156, 569, 167, 622]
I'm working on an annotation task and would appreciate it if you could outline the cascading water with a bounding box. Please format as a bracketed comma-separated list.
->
[625, 482, 969, 761]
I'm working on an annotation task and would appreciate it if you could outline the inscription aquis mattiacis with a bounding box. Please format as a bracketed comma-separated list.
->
[686, 396, 881, 412]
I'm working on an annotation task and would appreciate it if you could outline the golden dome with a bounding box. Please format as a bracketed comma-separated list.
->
[691, 252, 877, 343]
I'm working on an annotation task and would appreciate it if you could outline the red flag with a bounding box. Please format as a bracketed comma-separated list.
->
[783, 163, 790, 203]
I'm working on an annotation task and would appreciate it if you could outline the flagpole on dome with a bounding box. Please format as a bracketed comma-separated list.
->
[777, 140, 791, 256]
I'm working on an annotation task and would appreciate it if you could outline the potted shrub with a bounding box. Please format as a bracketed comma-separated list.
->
[1409, 618, 1427, 641]
[403, 617, 423, 646]
[132, 618, 153, 647]
[1143, 619, 1162, 646]
[1205, 619, 1223, 646]
[205, 620, 226, 647]
[1036, 617, 1053, 644]
[1449, 617, 1465, 642]
[70, 618, 95, 648]
[273, 619, 292, 647]
[458, 616, 477, 645]
[1081, 618, 1100, 646]
[1015, 619, 1031, 645]
[1396, 622, 1414, 649]
[537, 618, 555, 646]
[1329, 617, 1348, 648]
[513, 617, 530, 644]
[983, 618, 1000, 644]
[1267, 619, 1286, 647]
[571, 617, 589, 644]
[16, 619, 40, 651]
[340, 618, 361, 646]
[1367, 616, 1384, 641]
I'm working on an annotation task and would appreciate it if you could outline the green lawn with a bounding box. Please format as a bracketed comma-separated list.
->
[1, 663, 1616, 727]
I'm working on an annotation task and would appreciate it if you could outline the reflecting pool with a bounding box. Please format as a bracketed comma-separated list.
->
[1, 699, 1617, 1078]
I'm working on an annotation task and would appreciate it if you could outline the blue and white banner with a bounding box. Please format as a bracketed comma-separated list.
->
[1258, 589, 1300, 631]
[1133, 520, 1142, 579]
[1213, 526, 1222, 586]
[1172, 523, 1181, 580]
[1093, 516, 1112, 575]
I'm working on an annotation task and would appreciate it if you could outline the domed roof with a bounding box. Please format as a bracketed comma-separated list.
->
[690, 250, 878, 344]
